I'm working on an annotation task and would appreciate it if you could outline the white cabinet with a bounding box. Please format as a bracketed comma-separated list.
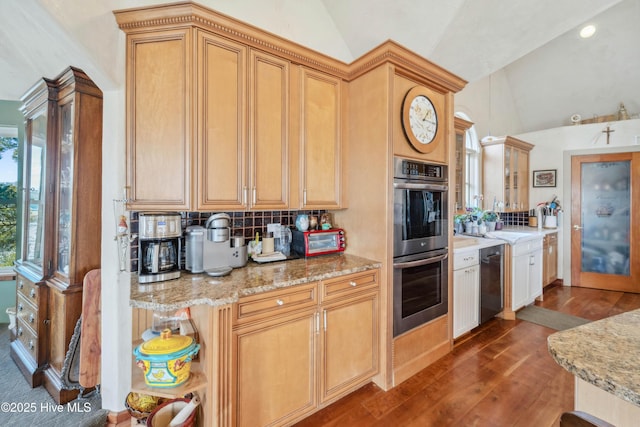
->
[453, 250, 480, 338]
[511, 238, 543, 311]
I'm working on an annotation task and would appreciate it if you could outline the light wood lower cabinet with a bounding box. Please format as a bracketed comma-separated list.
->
[543, 232, 558, 287]
[232, 270, 379, 426]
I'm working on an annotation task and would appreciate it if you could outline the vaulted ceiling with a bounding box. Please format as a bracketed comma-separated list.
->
[0, 0, 637, 133]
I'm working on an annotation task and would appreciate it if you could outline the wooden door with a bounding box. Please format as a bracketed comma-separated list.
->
[320, 292, 378, 404]
[195, 30, 247, 210]
[249, 50, 290, 209]
[126, 28, 192, 210]
[234, 310, 317, 427]
[299, 67, 343, 209]
[571, 152, 640, 292]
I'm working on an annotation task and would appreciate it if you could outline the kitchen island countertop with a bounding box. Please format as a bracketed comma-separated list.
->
[130, 253, 381, 311]
[547, 308, 640, 407]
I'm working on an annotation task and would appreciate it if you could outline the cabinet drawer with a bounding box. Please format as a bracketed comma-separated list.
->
[234, 283, 318, 325]
[16, 320, 39, 360]
[16, 275, 42, 307]
[16, 294, 41, 332]
[513, 238, 543, 256]
[454, 250, 479, 270]
[321, 269, 379, 302]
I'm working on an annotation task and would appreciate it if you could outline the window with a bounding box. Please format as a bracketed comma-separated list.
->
[465, 126, 480, 208]
[0, 126, 19, 274]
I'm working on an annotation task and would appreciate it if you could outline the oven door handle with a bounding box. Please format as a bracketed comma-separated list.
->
[393, 182, 448, 192]
[393, 253, 448, 269]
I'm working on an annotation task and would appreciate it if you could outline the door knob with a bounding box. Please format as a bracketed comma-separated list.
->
[573, 224, 583, 230]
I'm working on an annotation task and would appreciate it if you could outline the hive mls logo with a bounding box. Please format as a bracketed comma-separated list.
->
[67, 401, 92, 413]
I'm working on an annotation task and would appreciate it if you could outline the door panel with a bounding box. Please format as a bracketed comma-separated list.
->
[571, 152, 640, 292]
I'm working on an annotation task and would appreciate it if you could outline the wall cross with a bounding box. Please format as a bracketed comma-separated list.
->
[602, 125, 615, 144]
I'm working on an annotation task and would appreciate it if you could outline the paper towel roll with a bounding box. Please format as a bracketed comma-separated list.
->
[262, 237, 274, 254]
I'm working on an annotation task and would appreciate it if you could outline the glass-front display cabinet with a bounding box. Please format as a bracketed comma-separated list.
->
[12, 67, 103, 405]
[12, 78, 57, 388]
[481, 136, 533, 213]
[453, 116, 473, 212]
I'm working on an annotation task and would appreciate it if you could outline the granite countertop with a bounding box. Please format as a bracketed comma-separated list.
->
[130, 253, 381, 311]
[547, 309, 640, 407]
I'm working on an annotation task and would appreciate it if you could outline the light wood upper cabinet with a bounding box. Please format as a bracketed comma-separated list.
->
[481, 136, 533, 212]
[249, 50, 290, 210]
[196, 33, 291, 211]
[195, 30, 247, 210]
[299, 67, 343, 209]
[125, 28, 192, 211]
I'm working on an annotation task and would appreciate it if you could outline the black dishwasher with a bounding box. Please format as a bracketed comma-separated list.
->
[480, 244, 504, 324]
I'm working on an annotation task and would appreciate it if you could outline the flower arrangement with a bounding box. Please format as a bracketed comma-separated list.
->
[482, 210, 499, 222]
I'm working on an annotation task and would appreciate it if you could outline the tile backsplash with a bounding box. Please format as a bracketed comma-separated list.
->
[499, 211, 530, 227]
[129, 210, 326, 272]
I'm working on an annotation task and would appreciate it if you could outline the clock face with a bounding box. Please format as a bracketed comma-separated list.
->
[401, 86, 440, 153]
[408, 95, 437, 144]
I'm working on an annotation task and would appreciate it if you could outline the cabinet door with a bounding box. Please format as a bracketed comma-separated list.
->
[512, 254, 529, 311]
[299, 67, 343, 209]
[453, 265, 479, 338]
[234, 310, 317, 427]
[548, 236, 558, 284]
[320, 292, 378, 403]
[517, 149, 529, 210]
[21, 104, 51, 276]
[528, 250, 543, 302]
[249, 50, 290, 209]
[126, 28, 192, 210]
[196, 30, 247, 210]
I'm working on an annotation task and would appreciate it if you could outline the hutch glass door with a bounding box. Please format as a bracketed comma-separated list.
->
[56, 101, 74, 276]
[23, 107, 48, 273]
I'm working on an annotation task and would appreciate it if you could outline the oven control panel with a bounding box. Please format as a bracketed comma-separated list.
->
[396, 157, 446, 181]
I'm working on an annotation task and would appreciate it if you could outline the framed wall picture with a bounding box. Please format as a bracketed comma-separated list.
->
[533, 169, 556, 187]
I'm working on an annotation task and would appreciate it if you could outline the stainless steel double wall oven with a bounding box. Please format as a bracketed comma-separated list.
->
[393, 157, 448, 336]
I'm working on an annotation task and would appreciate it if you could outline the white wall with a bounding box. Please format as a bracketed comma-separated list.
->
[454, 70, 524, 139]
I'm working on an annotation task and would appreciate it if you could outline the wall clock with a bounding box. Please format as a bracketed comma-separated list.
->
[402, 86, 439, 153]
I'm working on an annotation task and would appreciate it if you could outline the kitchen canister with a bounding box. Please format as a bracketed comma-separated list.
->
[295, 214, 309, 231]
[133, 329, 200, 388]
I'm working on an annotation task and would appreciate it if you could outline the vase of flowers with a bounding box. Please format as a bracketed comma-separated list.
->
[482, 210, 499, 231]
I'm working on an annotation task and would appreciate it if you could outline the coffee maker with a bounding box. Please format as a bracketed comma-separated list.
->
[138, 212, 181, 283]
[201, 213, 247, 275]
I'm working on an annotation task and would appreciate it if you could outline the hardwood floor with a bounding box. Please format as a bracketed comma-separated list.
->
[295, 284, 640, 427]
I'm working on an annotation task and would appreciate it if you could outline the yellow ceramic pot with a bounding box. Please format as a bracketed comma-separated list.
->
[133, 329, 200, 388]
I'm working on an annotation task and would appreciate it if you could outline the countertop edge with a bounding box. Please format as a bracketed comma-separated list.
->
[547, 310, 640, 407]
[129, 254, 382, 311]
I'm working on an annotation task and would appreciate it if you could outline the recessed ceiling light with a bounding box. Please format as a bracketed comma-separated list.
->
[580, 24, 596, 38]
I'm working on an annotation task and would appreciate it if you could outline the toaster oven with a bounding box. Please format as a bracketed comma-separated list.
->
[292, 229, 346, 257]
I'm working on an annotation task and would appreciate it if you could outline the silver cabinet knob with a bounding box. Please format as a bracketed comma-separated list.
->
[276, 299, 284, 306]
[349, 281, 357, 287]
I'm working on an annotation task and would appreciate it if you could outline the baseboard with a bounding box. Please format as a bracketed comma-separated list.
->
[107, 409, 131, 427]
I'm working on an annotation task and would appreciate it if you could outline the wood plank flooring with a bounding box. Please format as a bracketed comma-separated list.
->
[295, 284, 640, 427]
